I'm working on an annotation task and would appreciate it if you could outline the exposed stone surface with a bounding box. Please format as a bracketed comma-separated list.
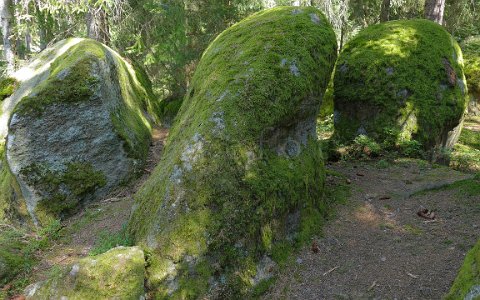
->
[333, 19, 468, 156]
[0, 38, 158, 226]
[25, 246, 146, 300]
[128, 6, 337, 298]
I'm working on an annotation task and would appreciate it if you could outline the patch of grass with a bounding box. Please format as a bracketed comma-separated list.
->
[446, 176, 480, 197]
[375, 159, 390, 169]
[89, 224, 133, 256]
[403, 224, 423, 235]
[0, 219, 61, 296]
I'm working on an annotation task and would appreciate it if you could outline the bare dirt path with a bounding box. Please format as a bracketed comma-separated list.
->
[30, 126, 169, 283]
[266, 159, 479, 300]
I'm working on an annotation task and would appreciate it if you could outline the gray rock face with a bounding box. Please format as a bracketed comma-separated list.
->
[465, 285, 480, 300]
[2, 38, 156, 225]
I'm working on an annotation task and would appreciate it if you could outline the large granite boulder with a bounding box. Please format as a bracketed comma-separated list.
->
[25, 246, 146, 299]
[128, 6, 337, 298]
[0, 38, 158, 226]
[333, 19, 468, 156]
[462, 36, 480, 116]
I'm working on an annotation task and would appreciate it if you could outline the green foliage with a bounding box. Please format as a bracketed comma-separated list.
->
[446, 239, 480, 299]
[0, 219, 61, 288]
[462, 36, 480, 95]
[89, 224, 134, 256]
[333, 19, 468, 154]
[0, 77, 18, 101]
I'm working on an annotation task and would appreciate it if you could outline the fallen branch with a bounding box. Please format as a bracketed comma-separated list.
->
[407, 272, 419, 279]
[323, 266, 339, 276]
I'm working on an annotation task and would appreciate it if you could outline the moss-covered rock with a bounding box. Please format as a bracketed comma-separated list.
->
[25, 246, 146, 299]
[0, 38, 158, 226]
[333, 19, 468, 157]
[462, 36, 480, 116]
[128, 6, 337, 298]
[446, 239, 480, 299]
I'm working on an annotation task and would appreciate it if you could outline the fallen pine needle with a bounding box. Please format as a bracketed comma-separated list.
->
[323, 266, 339, 276]
[368, 281, 377, 291]
[407, 272, 419, 279]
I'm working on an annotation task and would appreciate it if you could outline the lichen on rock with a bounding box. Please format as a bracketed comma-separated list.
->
[25, 246, 146, 300]
[0, 38, 158, 226]
[128, 6, 337, 298]
[333, 19, 468, 157]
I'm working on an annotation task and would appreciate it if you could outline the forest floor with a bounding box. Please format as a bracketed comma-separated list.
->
[265, 116, 480, 300]
[4, 119, 479, 299]
[265, 159, 478, 299]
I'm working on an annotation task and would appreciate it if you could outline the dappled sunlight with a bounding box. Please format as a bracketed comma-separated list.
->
[364, 26, 419, 59]
[354, 202, 400, 232]
[0, 38, 84, 140]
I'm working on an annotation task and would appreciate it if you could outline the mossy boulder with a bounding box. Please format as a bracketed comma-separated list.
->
[446, 240, 480, 299]
[1, 38, 158, 226]
[128, 6, 337, 298]
[462, 36, 480, 116]
[25, 246, 146, 299]
[333, 19, 468, 156]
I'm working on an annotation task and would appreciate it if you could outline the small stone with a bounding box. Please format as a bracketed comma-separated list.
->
[296, 258, 303, 264]
[381, 256, 387, 262]
[346, 178, 351, 184]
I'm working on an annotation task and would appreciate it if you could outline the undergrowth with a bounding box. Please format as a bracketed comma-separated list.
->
[89, 223, 133, 256]
[0, 219, 62, 298]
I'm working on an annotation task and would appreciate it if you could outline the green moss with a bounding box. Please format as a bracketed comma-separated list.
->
[446, 240, 480, 299]
[462, 36, 480, 95]
[14, 41, 104, 116]
[129, 6, 337, 298]
[31, 247, 145, 300]
[334, 19, 468, 153]
[0, 77, 18, 101]
[0, 144, 28, 224]
[20, 162, 106, 223]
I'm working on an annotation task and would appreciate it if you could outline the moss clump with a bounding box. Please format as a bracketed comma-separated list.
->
[446, 239, 480, 299]
[0, 144, 28, 224]
[28, 246, 145, 300]
[20, 162, 106, 223]
[462, 36, 480, 95]
[129, 6, 337, 298]
[333, 19, 468, 155]
[0, 77, 18, 101]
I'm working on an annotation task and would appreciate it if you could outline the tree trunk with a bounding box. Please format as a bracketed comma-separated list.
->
[424, 0, 445, 25]
[380, 0, 390, 22]
[86, 6, 110, 45]
[0, 0, 15, 75]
